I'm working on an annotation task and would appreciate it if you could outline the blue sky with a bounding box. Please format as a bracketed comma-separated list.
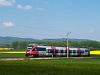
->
[0, 0, 100, 41]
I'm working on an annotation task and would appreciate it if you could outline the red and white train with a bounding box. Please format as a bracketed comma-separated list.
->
[25, 44, 90, 57]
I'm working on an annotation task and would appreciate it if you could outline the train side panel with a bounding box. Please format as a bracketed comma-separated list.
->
[56, 47, 66, 56]
[25, 45, 90, 57]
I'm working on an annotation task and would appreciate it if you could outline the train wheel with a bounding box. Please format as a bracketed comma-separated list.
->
[25, 54, 29, 57]
[32, 55, 36, 57]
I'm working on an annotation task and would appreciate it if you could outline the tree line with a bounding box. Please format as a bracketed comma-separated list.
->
[3, 40, 100, 50]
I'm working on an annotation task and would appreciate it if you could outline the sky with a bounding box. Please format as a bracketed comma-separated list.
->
[0, 0, 100, 41]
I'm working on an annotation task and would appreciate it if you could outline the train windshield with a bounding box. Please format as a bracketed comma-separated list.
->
[27, 46, 33, 50]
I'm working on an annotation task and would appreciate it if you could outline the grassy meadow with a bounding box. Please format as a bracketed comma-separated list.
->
[0, 49, 100, 75]
[0, 58, 100, 75]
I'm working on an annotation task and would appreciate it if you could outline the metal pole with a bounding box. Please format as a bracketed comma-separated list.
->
[66, 32, 71, 58]
[67, 34, 68, 58]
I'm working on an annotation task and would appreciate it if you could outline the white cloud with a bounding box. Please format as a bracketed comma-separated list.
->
[0, 0, 16, 6]
[17, 4, 32, 10]
[2, 22, 15, 27]
[36, 8, 45, 11]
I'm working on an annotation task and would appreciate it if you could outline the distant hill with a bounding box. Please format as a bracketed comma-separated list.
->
[0, 36, 90, 44]
[0, 36, 38, 44]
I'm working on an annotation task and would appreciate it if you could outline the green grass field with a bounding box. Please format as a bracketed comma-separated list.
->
[0, 50, 100, 75]
[0, 58, 100, 75]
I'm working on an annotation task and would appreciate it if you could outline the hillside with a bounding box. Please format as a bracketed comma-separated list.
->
[0, 36, 38, 44]
[0, 36, 90, 44]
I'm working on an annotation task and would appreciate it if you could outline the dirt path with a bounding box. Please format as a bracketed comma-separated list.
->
[0, 57, 92, 61]
[0, 57, 56, 61]
[0, 58, 24, 61]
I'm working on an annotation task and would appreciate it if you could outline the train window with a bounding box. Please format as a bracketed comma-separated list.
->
[55, 50, 58, 53]
[61, 50, 64, 53]
[69, 50, 72, 53]
[28, 46, 34, 47]
[27, 48, 32, 50]
[60, 50, 66, 53]
[48, 49, 54, 53]
[35, 48, 37, 51]
[73, 50, 76, 53]
[85, 50, 89, 52]
[36, 47, 46, 51]
[77, 50, 80, 53]
[65, 50, 67, 53]
[58, 50, 61, 53]
[63, 50, 66, 53]
[80, 50, 84, 53]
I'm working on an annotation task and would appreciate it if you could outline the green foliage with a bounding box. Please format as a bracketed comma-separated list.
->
[7, 40, 100, 50]
[12, 41, 31, 49]
[0, 53, 25, 58]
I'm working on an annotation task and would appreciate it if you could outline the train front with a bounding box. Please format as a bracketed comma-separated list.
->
[25, 44, 36, 57]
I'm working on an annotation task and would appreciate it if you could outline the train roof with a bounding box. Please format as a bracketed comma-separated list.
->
[34, 45, 89, 49]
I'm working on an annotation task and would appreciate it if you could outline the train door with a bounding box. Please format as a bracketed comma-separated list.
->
[56, 47, 62, 56]
[80, 48, 85, 56]
[77, 48, 81, 56]
[46, 49, 53, 56]
[56, 49, 61, 56]
[85, 48, 90, 56]
[69, 50, 73, 56]
[46, 48, 48, 56]
[73, 48, 78, 56]
[61, 47, 66, 56]
[51, 46, 56, 57]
